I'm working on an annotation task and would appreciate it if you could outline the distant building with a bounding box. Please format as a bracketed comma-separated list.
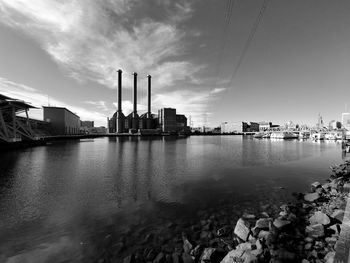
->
[242, 122, 259, 132]
[43, 106, 80, 135]
[176, 114, 187, 132]
[81, 121, 94, 128]
[328, 120, 337, 130]
[259, 121, 271, 131]
[221, 122, 243, 133]
[316, 114, 324, 130]
[342, 112, 350, 130]
[158, 108, 177, 132]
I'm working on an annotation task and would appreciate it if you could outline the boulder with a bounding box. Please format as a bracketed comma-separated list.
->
[255, 218, 271, 229]
[304, 193, 320, 202]
[220, 248, 257, 263]
[273, 219, 290, 229]
[324, 251, 335, 263]
[183, 238, 193, 254]
[234, 218, 251, 241]
[309, 211, 330, 225]
[153, 253, 166, 263]
[311, 182, 321, 191]
[331, 210, 345, 222]
[305, 224, 324, 238]
[200, 248, 216, 263]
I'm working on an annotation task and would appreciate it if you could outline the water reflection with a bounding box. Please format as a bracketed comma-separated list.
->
[0, 136, 343, 261]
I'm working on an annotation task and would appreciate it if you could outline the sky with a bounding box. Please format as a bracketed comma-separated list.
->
[0, 0, 350, 127]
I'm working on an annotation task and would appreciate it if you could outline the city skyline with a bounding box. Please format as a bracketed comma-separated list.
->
[0, 0, 350, 127]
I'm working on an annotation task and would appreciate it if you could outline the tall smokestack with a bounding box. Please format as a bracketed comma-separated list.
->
[147, 75, 151, 117]
[133, 72, 137, 114]
[117, 69, 122, 112]
[116, 69, 125, 133]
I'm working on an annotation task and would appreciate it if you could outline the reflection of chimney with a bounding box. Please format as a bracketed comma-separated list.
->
[147, 75, 151, 118]
[117, 69, 122, 113]
[133, 72, 137, 114]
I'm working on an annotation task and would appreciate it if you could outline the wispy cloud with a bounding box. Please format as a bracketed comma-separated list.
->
[0, 0, 200, 89]
[0, 77, 108, 125]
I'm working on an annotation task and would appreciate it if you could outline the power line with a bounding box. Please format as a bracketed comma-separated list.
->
[227, 0, 271, 89]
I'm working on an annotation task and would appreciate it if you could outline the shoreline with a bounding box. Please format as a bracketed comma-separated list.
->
[99, 161, 350, 263]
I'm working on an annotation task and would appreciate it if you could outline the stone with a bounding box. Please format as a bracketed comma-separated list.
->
[258, 230, 270, 240]
[304, 192, 320, 202]
[324, 251, 335, 263]
[255, 218, 271, 229]
[301, 260, 310, 263]
[182, 253, 194, 263]
[217, 226, 231, 237]
[200, 248, 216, 262]
[153, 253, 166, 263]
[220, 248, 257, 263]
[311, 182, 321, 191]
[172, 253, 182, 263]
[123, 254, 135, 263]
[234, 218, 250, 241]
[331, 209, 345, 222]
[306, 224, 324, 238]
[304, 243, 312, 250]
[309, 211, 330, 225]
[183, 238, 193, 254]
[273, 219, 290, 229]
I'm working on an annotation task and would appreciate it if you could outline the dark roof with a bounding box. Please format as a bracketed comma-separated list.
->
[0, 93, 37, 110]
[0, 94, 14, 100]
[43, 106, 80, 118]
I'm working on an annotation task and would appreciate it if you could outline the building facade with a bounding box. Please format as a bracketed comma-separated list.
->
[221, 122, 243, 133]
[158, 108, 177, 132]
[342, 112, 350, 130]
[176, 114, 187, 132]
[43, 107, 80, 135]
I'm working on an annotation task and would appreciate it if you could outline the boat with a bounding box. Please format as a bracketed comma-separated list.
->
[262, 133, 271, 139]
[311, 132, 325, 141]
[253, 132, 264, 138]
[299, 131, 310, 139]
[270, 131, 298, 139]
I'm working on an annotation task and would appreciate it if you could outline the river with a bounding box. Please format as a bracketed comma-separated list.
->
[0, 136, 345, 262]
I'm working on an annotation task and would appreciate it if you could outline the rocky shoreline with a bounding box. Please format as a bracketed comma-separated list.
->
[101, 161, 350, 263]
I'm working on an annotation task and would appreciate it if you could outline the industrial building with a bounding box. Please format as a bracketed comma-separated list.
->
[0, 94, 38, 142]
[43, 106, 80, 135]
[108, 70, 188, 134]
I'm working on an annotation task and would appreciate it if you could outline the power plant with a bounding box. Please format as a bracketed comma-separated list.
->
[107, 70, 188, 134]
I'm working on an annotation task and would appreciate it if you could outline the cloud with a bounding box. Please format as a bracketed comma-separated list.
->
[0, 0, 201, 90]
[0, 77, 108, 126]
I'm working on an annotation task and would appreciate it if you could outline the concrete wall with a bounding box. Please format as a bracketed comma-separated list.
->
[43, 107, 80, 135]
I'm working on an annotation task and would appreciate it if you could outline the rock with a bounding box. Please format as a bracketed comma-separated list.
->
[273, 219, 290, 229]
[190, 245, 203, 259]
[309, 211, 330, 225]
[324, 251, 335, 263]
[255, 218, 271, 229]
[234, 218, 250, 241]
[123, 254, 135, 263]
[200, 248, 215, 262]
[258, 230, 270, 240]
[304, 243, 312, 250]
[304, 193, 320, 202]
[306, 224, 324, 238]
[261, 212, 269, 218]
[311, 182, 321, 191]
[172, 253, 182, 263]
[243, 213, 256, 220]
[153, 253, 166, 263]
[221, 248, 257, 263]
[182, 252, 194, 263]
[331, 209, 345, 222]
[183, 238, 193, 254]
[301, 260, 310, 263]
[217, 226, 231, 237]
[271, 248, 296, 261]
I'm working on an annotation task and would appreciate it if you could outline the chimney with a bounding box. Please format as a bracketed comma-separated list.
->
[117, 69, 122, 113]
[133, 72, 137, 114]
[147, 75, 151, 117]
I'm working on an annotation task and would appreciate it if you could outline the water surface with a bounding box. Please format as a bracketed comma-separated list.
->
[0, 136, 344, 262]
